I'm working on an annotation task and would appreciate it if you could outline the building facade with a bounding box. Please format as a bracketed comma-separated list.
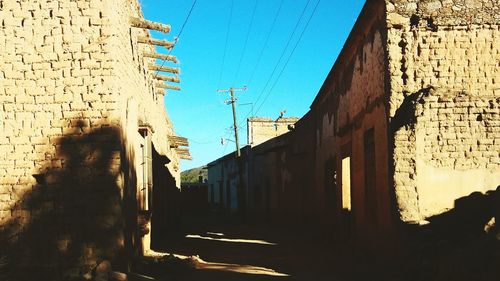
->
[247, 117, 299, 146]
[207, 0, 499, 242]
[208, 117, 299, 213]
[0, 0, 187, 279]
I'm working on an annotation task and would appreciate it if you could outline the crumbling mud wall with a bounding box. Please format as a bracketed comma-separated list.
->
[414, 90, 500, 219]
[0, 0, 179, 279]
[386, 0, 500, 223]
[310, 0, 392, 236]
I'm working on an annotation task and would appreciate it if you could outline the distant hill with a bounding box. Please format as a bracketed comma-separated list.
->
[181, 166, 207, 183]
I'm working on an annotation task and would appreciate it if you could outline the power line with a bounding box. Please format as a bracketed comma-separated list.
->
[245, 0, 284, 87]
[232, 0, 259, 85]
[217, 0, 235, 89]
[237, 0, 313, 128]
[221, 134, 231, 155]
[154, 0, 197, 78]
[176, 0, 197, 40]
[254, 0, 322, 116]
[190, 139, 216, 145]
[217, 86, 247, 158]
[250, 0, 312, 113]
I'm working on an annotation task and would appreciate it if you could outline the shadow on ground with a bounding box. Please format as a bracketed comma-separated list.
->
[395, 187, 500, 281]
[135, 211, 344, 281]
[137, 187, 500, 281]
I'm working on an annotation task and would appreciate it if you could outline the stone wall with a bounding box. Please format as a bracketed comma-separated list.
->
[414, 90, 500, 219]
[386, 0, 499, 26]
[386, 0, 500, 222]
[0, 0, 179, 279]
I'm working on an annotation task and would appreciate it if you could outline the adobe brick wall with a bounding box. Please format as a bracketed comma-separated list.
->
[0, 0, 179, 279]
[309, 0, 393, 235]
[414, 90, 500, 218]
[386, 0, 500, 222]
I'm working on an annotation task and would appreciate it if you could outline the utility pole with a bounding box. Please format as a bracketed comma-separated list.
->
[217, 86, 247, 218]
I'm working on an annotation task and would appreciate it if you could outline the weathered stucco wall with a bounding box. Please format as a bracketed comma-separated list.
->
[207, 150, 241, 211]
[247, 117, 298, 146]
[386, 0, 500, 222]
[0, 0, 179, 279]
[311, 0, 392, 235]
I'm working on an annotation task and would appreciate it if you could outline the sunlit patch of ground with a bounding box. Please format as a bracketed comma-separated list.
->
[206, 231, 225, 236]
[191, 255, 289, 276]
[144, 249, 289, 277]
[186, 234, 278, 245]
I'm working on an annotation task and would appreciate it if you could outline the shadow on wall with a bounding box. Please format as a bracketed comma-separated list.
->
[151, 147, 181, 250]
[399, 187, 500, 281]
[0, 120, 138, 281]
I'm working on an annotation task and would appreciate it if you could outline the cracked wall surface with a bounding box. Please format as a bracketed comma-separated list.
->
[386, 0, 500, 222]
[0, 0, 180, 279]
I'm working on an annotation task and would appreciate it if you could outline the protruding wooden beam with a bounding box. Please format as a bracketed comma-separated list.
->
[180, 155, 193, 160]
[149, 64, 180, 74]
[137, 36, 174, 49]
[168, 136, 189, 147]
[130, 17, 171, 33]
[143, 52, 178, 63]
[154, 74, 180, 83]
[155, 89, 165, 96]
[156, 83, 181, 91]
[175, 148, 190, 155]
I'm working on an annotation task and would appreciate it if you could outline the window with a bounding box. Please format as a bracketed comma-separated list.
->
[341, 156, 351, 211]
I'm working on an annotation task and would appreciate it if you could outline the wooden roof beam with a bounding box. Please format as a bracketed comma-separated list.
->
[156, 83, 181, 91]
[180, 155, 193, 160]
[149, 64, 180, 74]
[154, 74, 180, 83]
[130, 17, 171, 33]
[143, 52, 178, 63]
[169, 136, 189, 146]
[137, 36, 174, 49]
[175, 148, 190, 155]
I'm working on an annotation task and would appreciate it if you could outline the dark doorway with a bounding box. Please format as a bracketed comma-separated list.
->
[364, 128, 377, 226]
[151, 146, 178, 250]
[324, 157, 338, 212]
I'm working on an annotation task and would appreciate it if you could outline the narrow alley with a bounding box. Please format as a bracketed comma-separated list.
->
[1, 1, 499, 281]
[132, 211, 370, 281]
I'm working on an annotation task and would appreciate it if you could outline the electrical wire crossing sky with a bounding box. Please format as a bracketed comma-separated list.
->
[140, 0, 366, 171]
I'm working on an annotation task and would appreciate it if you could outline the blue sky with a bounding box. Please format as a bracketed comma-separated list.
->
[140, 0, 365, 171]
